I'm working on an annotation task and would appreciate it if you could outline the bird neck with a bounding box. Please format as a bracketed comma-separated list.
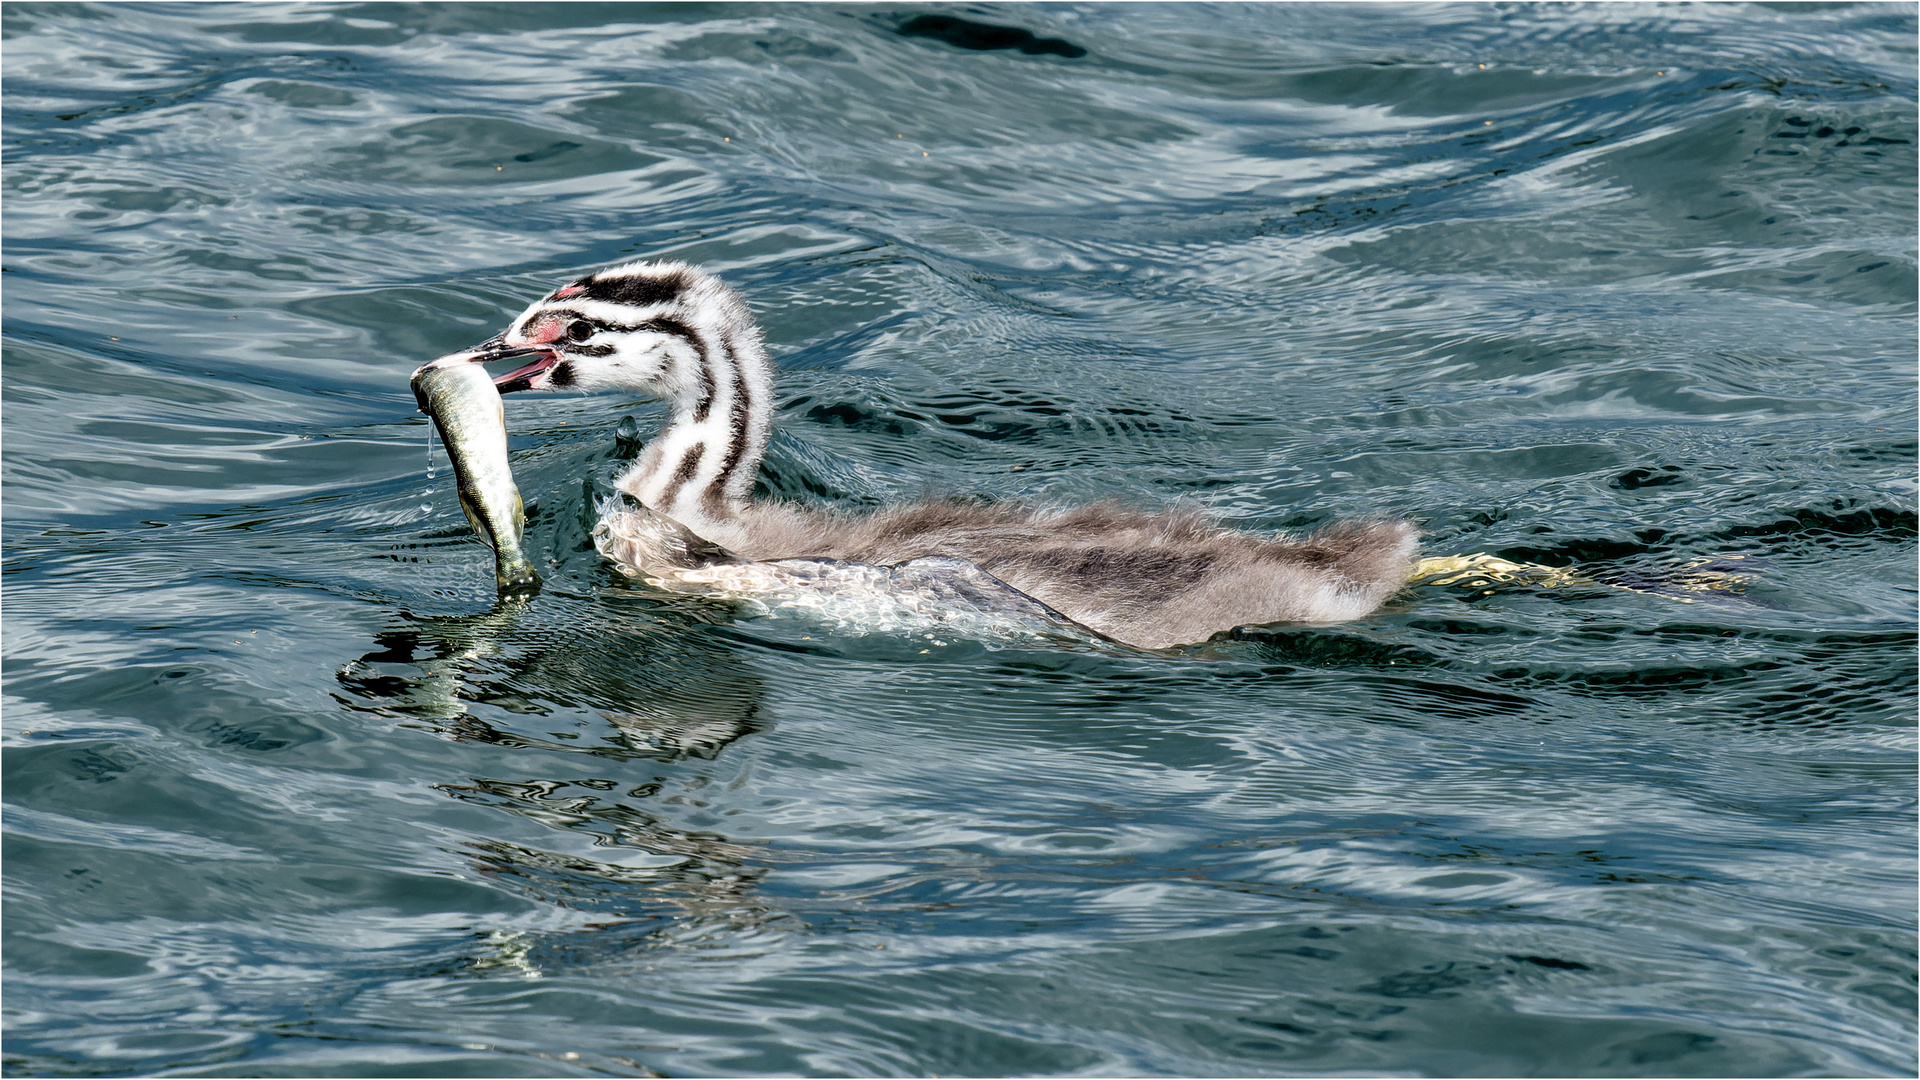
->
[616, 322, 773, 544]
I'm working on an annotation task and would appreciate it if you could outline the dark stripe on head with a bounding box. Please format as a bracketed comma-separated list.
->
[638, 315, 699, 341]
[585, 269, 692, 308]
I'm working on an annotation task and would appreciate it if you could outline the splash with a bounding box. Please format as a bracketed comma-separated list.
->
[422, 418, 436, 513]
[1412, 552, 1761, 605]
[623, 554, 1101, 647]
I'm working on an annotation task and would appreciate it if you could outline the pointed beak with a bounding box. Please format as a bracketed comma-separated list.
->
[486, 344, 561, 394]
[414, 338, 560, 393]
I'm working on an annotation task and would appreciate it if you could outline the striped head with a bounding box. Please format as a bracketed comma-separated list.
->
[466, 260, 766, 403]
[446, 260, 774, 525]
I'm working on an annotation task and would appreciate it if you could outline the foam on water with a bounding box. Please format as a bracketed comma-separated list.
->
[637, 554, 1103, 646]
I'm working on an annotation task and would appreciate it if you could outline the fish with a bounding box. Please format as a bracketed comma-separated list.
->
[410, 355, 541, 594]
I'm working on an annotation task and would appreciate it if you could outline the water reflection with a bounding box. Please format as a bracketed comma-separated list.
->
[336, 595, 764, 760]
[336, 593, 785, 966]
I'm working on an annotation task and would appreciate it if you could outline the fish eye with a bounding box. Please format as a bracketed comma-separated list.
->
[566, 320, 594, 342]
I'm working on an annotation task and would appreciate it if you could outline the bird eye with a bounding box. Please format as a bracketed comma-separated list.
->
[566, 320, 594, 343]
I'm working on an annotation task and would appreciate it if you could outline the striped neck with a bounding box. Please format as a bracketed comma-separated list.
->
[617, 318, 772, 543]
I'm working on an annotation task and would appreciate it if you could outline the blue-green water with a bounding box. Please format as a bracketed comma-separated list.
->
[4, 3, 1916, 1076]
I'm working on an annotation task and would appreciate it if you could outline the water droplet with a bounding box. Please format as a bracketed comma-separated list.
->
[615, 414, 641, 442]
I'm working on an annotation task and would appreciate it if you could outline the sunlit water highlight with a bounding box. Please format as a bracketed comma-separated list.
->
[4, 3, 1915, 1077]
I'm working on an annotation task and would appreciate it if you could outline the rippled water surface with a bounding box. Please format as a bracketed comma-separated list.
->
[5, 3, 1916, 1076]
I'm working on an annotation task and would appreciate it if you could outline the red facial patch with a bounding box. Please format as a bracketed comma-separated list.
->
[525, 317, 567, 344]
[555, 283, 586, 298]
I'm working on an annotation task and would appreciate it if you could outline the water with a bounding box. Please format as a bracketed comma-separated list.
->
[4, 3, 1915, 1075]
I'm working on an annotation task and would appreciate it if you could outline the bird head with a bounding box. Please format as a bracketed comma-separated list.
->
[438, 260, 747, 402]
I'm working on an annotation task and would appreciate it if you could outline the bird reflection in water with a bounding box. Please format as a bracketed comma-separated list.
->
[337, 594, 764, 759]
[336, 595, 792, 972]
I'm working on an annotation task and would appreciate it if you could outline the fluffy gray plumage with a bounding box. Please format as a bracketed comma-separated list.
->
[599, 498, 1416, 650]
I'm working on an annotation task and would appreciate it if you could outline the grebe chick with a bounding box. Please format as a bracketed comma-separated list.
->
[448, 260, 1418, 650]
